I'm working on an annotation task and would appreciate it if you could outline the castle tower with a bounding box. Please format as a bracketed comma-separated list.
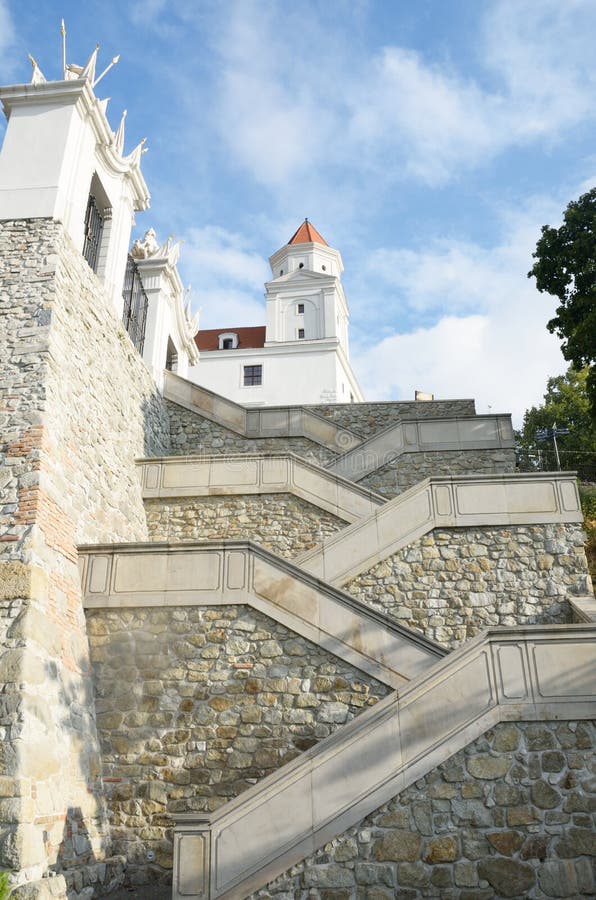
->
[190, 220, 363, 405]
[266, 219, 349, 353]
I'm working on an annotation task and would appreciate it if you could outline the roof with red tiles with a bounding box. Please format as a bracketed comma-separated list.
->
[195, 325, 266, 351]
[288, 219, 329, 247]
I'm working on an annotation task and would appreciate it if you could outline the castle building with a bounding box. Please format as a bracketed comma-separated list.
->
[189, 220, 364, 406]
[0, 37, 594, 900]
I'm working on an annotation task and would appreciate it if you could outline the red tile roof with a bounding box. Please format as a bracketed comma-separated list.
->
[195, 326, 266, 351]
[288, 219, 329, 247]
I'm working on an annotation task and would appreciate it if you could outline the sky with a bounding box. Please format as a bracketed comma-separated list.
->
[2, 0, 596, 424]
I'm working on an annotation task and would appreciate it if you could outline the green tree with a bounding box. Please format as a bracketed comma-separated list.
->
[518, 366, 596, 479]
[528, 188, 596, 416]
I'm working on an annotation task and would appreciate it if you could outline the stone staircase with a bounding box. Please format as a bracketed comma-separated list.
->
[80, 382, 595, 898]
[170, 624, 595, 900]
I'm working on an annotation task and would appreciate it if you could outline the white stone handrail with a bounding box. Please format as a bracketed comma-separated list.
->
[163, 370, 362, 453]
[171, 623, 596, 900]
[138, 453, 385, 523]
[569, 595, 596, 623]
[296, 472, 583, 586]
[79, 540, 445, 688]
[326, 413, 515, 481]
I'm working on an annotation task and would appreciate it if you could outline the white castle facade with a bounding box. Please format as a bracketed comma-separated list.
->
[0, 37, 594, 900]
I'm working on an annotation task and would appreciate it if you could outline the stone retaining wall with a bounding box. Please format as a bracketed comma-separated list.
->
[0, 219, 169, 888]
[254, 719, 595, 899]
[308, 399, 477, 438]
[144, 494, 347, 557]
[345, 525, 590, 647]
[86, 605, 389, 887]
[167, 400, 337, 465]
[361, 450, 517, 498]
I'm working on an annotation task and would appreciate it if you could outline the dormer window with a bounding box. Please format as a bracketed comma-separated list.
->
[218, 332, 239, 350]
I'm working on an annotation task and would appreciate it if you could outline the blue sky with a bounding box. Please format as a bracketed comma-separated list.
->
[2, 0, 596, 423]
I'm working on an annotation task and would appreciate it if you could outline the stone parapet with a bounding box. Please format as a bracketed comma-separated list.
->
[252, 719, 595, 899]
[171, 624, 596, 900]
[297, 472, 584, 586]
[79, 540, 445, 689]
[139, 453, 385, 522]
[164, 371, 361, 453]
[326, 414, 514, 482]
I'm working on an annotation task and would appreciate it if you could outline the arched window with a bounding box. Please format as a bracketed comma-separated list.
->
[218, 332, 239, 350]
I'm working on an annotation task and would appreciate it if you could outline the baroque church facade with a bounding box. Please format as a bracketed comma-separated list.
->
[0, 38, 594, 900]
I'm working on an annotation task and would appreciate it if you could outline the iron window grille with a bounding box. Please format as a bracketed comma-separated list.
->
[82, 194, 104, 273]
[122, 254, 149, 355]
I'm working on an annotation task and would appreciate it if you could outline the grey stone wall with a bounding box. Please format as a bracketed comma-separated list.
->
[254, 719, 596, 899]
[360, 450, 517, 498]
[0, 219, 169, 888]
[308, 399, 477, 439]
[144, 494, 348, 557]
[86, 605, 389, 886]
[345, 525, 590, 647]
[167, 400, 337, 466]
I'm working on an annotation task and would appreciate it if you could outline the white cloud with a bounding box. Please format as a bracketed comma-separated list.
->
[203, 0, 596, 190]
[352, 199, 569, 424]
[180, 225, 269, 329]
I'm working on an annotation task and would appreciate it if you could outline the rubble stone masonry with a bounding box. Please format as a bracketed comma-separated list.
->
[0, 219, 168, 893]
[346, 525, 591, 647]
[361, 450, 517, 498]
[86, 604, 389, 883]
[255, 720, 595, 899]
[144, 493, 348, 557]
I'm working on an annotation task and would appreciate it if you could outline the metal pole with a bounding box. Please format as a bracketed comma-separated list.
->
[552, 421, 561, 470]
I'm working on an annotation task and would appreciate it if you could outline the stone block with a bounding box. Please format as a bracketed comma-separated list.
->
[477, 858, 535, 898]
[466, 755, 509, 779]
[0, 563, 48, 602]
[486, 831, 524, 856]
[423, 835, 458, 863]
[374, 831, 421, 862]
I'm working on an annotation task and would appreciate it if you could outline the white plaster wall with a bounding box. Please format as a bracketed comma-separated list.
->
[188, 343, 355, 405]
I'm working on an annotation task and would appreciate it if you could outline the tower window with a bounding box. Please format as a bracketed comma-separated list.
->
[82, 194, 104, 273]
[298, 263, 304, 269]
[322, 265, 326, 271]
[297, 303, 304, 314]
[298, 328, 305, 339]
[165, 337, 178, 372]
[243, 365, 262, 386]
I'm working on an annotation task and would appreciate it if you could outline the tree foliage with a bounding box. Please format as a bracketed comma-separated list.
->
[528, 188, 596, 415]
[519, 366, 596, 480]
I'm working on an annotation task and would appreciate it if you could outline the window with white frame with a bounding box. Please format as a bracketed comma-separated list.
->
[218, 332, 239, 350]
